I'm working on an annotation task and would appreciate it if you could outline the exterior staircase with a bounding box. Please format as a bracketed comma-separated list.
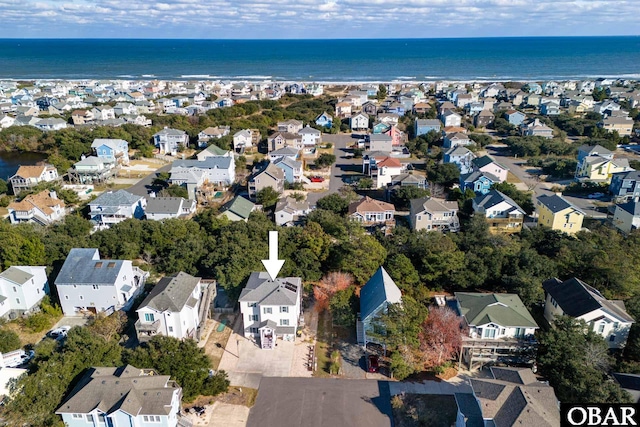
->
[356, 319, 365, 345]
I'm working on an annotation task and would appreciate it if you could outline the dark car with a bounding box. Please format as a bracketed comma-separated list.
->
[367, 354, 379, 373]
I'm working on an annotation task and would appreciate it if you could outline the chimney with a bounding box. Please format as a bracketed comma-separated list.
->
[49, 190, 57, 200]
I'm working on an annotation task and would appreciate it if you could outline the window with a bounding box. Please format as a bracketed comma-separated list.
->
[12, 286, 16, 292]
[614, 322, 620, 329]
[515, 328, 524, 338]
[65, 295, 69, 300]
[168, 326, 173, 332]
[484, 328, 496, 339]
[93, 285, 99, 290]
[16, 298, 20, 304]
[248, 302, 256, 308]
[144, 313, 155, 322]
[250, 327, 258, 333]
[499, 328, 505, 335]
[79, 295, 84, 300]
[72, 414, 83, 419]
[263, 307, 272, 314]
[280, 306, 289, 313]
[143, 415, 161, 423]
[598, 323, 605, 334]
[610, 335, 616, 342]
[280, 319, 289, 326]
[86, 414, 94, 422]
[249, 314, 258, 321]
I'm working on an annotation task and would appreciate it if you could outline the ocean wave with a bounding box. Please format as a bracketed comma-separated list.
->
[180, 74, 218, 78]
[141, 74, 156, 78]
[235, 75, 273, 79]
[116, 75, 135, 78]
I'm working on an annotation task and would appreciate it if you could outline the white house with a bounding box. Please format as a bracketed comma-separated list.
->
[409, 197, 460, 232]
[56, 365, 184, 427]
[0, 266, 48, 319]
[471, 155, 509, 183]
[153, 128, 189, 156]
[233, 129, 254, 152]
[34, 118, 68, 131]
[441, 110, 462, 127]
[7, 190, 66, 226]
[238, 272, 302, 349]
[55, 248, 148, 316]
[144, 197, 196, 220]
[9, 164, 59, 195]
[88, 190, 147, 228]
[135, 272, 203, 341]
[543, 277, 635, 349]
[357, 267, 402, 347]
[612, 201, 640, 234]
[298, 125, 322, 147]
[169, 157, 235, 200]
[274, 196, 311, 226]
[350, 113, 369, 131]
[455, 292, 539, 341]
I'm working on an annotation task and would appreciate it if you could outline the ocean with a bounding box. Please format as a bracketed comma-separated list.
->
[0, 37, 639, 82]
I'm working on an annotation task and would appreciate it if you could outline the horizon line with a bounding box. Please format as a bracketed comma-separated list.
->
[0, 35, 638, 41]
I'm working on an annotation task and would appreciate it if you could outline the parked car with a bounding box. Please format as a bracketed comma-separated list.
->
[367, 354, 379, 373]
[310, 176, 325, 183]
[588, 192, 605, 199]
[48, 326, 71, 340]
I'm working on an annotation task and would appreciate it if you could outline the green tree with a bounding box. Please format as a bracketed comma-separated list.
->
[357, 177, 374, 189]
[0, 178, 8, 194]
[315, 153, 336, 169]
[537, 316, 632, 403]
[124, 335, 229, 402]
[427, 163, 460, 186]
[384, 253, 420, 291]
[316, 193, 349, 215]
[329, 286, 358, 327]
[163, 184, 189, 199]
[376, 84, 388, 101]
[256, 186, 279, 209]
[389, 186, 430, 210]
[331, 234, 387, 284]
[0, 328, 21, 353]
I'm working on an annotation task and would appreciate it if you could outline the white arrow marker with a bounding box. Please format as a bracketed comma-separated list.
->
[262, 230, 285, 281]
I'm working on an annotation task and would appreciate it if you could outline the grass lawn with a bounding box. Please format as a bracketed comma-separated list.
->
[3, 316, 61, 347]
[314, 309, 341, 377]
[189, 386, 258, 408]
[203, 317, 234, 370]
[391, 394, 458, 427]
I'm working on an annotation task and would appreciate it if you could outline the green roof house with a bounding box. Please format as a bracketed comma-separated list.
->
[455, 292, 538, 340]
[218, 196, 255, 222]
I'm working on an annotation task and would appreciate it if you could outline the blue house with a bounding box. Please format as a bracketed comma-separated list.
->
[356, 266, 402, 347]
[314, 112, 333, 128]
[415, 119, 441, 136]
[90, 138, 130, 165]
[385, 103, 406, 116]
[273, 157, 302, 183]
[610, 170, 640, 203]
[444, 146, 477, 175]
[505, 110, 526, 126]
[460, 171, 499, 195]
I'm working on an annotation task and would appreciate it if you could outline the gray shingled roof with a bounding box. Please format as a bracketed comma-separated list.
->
[454, 393, 484, 427]
[145, 197, 192, 215]
[360, 267, 402, 322]
[0, 266, 34, 285]
[55, 248, 125, 286]
[139, 272, 200, 313]
[543, 277, 634, 322]
[56, 365, 177, 416]
[89, 190, 143, 208]
[473, 189, 525, 214]
[617, 201, 640, 216]
[172, 157, 233, 170]
[537, 194, 583, 214]
[270, 147, 299, 157]
[154, 128, 186, 136]
[238, 272, 301, 306]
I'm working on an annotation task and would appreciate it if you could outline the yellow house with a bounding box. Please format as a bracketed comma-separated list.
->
[575, 155, 633, 183]
[537, 194, 585, 234]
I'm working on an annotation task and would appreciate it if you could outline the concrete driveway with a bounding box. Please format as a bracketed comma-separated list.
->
[217, 316, 295, 388]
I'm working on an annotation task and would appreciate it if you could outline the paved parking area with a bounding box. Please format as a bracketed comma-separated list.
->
[217, 316, 295, 388]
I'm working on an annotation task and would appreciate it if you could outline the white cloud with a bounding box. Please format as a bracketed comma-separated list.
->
[0, 0, 636, 37]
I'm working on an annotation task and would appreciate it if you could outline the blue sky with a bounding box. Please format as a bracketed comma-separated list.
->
[0, 0, 638, 38]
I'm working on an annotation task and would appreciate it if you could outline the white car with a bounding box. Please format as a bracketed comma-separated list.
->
[48, 326, 71, 340]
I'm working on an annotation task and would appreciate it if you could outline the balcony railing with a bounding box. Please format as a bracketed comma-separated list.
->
[135, 319, 161, 333]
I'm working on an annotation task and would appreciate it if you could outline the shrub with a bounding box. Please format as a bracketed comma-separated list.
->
[22, 312, 52, 333]
[0, 328, 21, 353]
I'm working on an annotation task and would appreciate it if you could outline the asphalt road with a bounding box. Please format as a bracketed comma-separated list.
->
[485, 145, 608, 219]
[126, 163, 172, 198]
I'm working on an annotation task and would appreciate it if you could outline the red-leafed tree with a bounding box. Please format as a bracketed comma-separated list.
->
[314, 271, 354, 312]
[418, 306, 463, 369]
